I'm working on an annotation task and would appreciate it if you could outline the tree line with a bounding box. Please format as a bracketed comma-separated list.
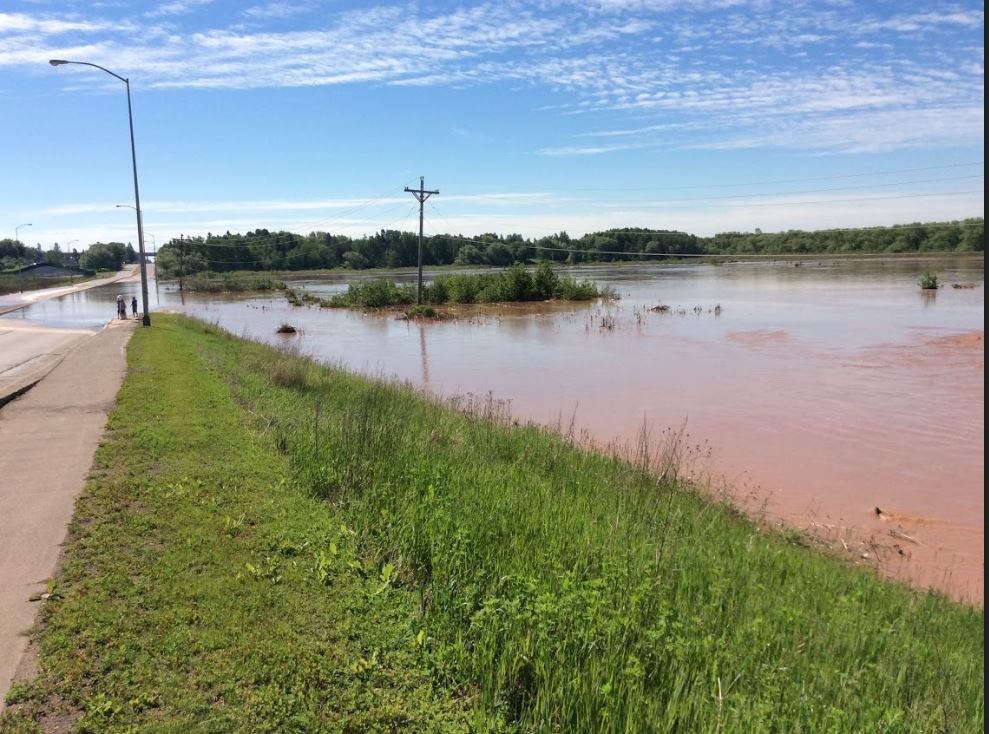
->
[153, 219, 983, 275]
[0, 240, 138, 272]
[5, 218, 983, 276]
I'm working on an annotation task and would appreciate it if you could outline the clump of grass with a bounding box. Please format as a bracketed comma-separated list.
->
[919, 271, 940, 290]
[403, 304, 441, 319]
[325, 263, 615, 309]
[326, 279, 416, 308]
[275, 322, 297, 334]
[268, 355, 307, 387]
[185, 273, 286, 293]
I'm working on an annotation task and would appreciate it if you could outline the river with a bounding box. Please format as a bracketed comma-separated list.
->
[4, 256, 983, 602]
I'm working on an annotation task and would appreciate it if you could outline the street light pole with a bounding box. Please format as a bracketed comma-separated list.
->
[14, 223, 32, 245]
[116, 204, 156, 288]
[50, 59, 151, 326]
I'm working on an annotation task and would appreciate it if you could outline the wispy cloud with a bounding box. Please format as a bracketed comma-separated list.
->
[243, 2, 312, 21]
[1, 1, 983, 158]
[146, 0, 215, 18]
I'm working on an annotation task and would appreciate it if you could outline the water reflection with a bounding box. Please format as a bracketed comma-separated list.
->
[419, 324, 430, 386]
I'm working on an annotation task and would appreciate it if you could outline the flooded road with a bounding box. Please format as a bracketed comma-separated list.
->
[5, 256, 983, 601]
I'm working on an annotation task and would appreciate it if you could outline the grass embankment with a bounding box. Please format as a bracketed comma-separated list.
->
[286, 263, 613, 310]
[2, 315, 984, 732]
[0, 275, 93, 296]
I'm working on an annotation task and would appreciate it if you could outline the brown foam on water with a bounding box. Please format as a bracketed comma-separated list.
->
[726, 329, 791, 347]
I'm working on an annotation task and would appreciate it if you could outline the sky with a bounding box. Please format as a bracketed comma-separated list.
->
[0, 0, 984, 251]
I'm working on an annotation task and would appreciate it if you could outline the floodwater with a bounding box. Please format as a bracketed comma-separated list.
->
[5, 257, 984, 602]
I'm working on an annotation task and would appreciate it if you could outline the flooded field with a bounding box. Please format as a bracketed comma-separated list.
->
[5, 256, 983, 601]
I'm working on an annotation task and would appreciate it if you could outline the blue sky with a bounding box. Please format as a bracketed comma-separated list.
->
[0, 0, 984, 250]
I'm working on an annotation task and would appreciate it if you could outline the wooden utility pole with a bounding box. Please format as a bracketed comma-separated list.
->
[178, 234, 186, 292]
[404, 176, 439, 304]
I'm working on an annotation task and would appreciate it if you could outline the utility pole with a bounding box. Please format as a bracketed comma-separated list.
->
[404, 176, 439, 305]
[178, 234, 186, 292]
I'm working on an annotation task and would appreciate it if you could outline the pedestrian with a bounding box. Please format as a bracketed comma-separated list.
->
[131, 296, 138, 319]
[116, 294, 125, 320]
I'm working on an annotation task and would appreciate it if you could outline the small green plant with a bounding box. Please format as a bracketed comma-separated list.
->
[275, 322, 297, 334]
[919, 271, 940, 289]
[404, 304, 438, 319]
[4, 681, 34, 705]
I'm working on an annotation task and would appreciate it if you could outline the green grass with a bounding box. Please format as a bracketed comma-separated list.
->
[0, 317, 467, 733]
[919, 272, 940, 290]
[183, 273, 287, 293]
[0, 274, 94, 296]
[1, 315, 983, 733]
[297, 263, 615, 310]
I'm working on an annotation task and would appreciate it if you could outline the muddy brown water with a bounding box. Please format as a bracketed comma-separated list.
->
[5, 256, 984, 602]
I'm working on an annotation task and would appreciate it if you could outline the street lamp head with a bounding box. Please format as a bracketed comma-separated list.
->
[49, 59, 69, 66]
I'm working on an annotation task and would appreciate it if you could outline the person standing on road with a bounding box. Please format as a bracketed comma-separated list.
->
[116, 294, 125, 320]
[131, 296, 138, 319]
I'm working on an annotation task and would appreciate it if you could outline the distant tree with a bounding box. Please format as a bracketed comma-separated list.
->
[485, 243, 514, 266]
[0, 238, 30, 266]
[80, 242, 127, 271]
[43, 243, 63, 265]
[454, 244, 485, 265]
[341, 251, 370, 269]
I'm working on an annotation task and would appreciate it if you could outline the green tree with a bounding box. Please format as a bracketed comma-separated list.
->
[80, 242, 127, 272]
[43, 243, 63, 266]
[454, 244, 485, 265]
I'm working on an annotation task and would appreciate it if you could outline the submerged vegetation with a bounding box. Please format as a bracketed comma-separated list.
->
[288, 262, 614, 310]
[2, 314, 982, 732]
[182, 272, 286, 293]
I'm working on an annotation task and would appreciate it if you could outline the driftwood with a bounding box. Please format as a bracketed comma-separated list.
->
[888, 528, 920, 545]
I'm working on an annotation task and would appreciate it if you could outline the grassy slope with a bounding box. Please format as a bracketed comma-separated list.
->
[2, 314, 984, 733]
[0, 317, 466, 733]
[0, 275, 96, 297]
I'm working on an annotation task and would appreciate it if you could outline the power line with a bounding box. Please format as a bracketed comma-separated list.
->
[420, 202, 983, 260]
[450, 161, 984, 194]
[589, 174, 983, 204]
[160, 199, 417, 250]
[695, 188, 984, 209]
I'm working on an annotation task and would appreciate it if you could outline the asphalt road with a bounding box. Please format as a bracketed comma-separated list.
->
[0, 266, 146, 405]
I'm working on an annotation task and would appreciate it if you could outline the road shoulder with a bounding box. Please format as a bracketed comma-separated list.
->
[0, 320, 135, 710]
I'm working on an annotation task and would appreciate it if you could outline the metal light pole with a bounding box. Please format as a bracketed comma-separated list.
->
[14, 223, 31, 245]
[65, 239, 78, 272]
[50, 59, 151, 326]
[117, 204, 156, 289]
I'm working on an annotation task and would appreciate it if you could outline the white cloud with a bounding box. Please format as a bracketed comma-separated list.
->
[146, 0, 215, 18]
[0, 2, 983, 160]
[243, 2, 312, 20]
